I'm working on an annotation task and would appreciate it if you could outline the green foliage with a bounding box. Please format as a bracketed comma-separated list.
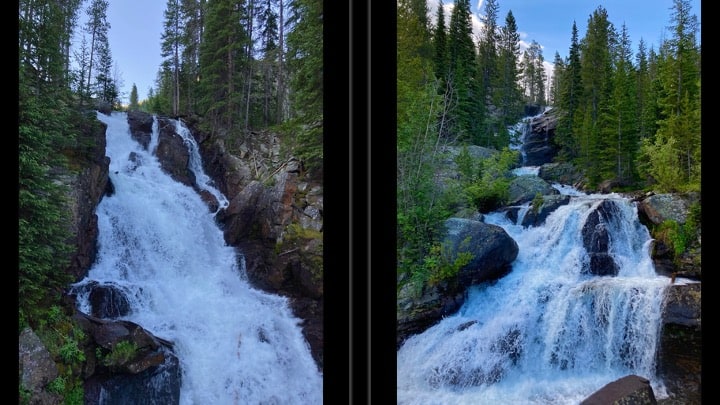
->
[460, 147, 519, 212]
[426, 242, 474, 285]
[103, 340, 139, 367]
[654, 202, 699, 258]
[128, 83, 140, 110]
[19, 383, 31, 405]
[58, 337, 86, 365]
[531, 192, 544, 213]
[63, 383, 84, 405]
[286, 0, 323, 121]
[47, 376, 67, 394]
[638, 135, 683, 192]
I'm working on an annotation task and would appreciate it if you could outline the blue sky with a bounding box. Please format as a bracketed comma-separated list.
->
[104, 0, 166, 104]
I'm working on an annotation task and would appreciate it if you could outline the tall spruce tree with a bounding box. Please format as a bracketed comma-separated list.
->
[477, 0, 500, 147]
[555, 21, 583, 161]
[432, 0, 447, 84]
[446, 0, 478, 143]
[161, 0, 183, 116]
[82, 0, 110, 104]
[549, 51, 564, 106]
[495, 10, 523, 136]
[129, 83, 140, 110]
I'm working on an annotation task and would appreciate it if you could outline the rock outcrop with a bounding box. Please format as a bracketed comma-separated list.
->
[71, 311, 181, 405]
[521, 108, 559, 166]
[581, 375, 657, 404]
[396, 218, 518, 347]
[656, 282, 702, 404]
[19, 328, 62, 405]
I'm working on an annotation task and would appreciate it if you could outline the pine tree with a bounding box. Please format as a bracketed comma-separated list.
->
[432, 0, 447, 84]
[178, 0, 205, 115]
[256, 0, 281, 126]
[162, 0, 183, 116]
[446, 0, 477, 143]
[555, 22, 583, 161]
[129, 83, 140, 110]
[495, 10, 523, 134]
[521, 40, 545, 106]
[82, 0, 111, 104]
[477, 0, 499, 146]
[549, 51, 564, 106]
[19, 0, 84, 325]
[635, 39, 656, 140]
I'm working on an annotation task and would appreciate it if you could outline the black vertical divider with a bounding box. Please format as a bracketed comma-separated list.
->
[368, 0, 398, 403]
[350, 0, 369, 403]
[324, 0, 351, 402]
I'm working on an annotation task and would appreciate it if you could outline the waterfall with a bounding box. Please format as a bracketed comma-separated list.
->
[397, 175, 671, 404]
[72, 111, 322, 404]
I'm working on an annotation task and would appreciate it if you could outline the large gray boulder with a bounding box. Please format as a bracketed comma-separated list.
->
[397, 218, 518, 347]
[443, 218, 519, 286]
[507, 175, 559, 206]
[637, 192, 700, 226]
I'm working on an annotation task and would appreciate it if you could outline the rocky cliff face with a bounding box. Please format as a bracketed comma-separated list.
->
[176, 116, 324, 370]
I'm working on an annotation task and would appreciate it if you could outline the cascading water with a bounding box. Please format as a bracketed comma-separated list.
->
[71, 111, 323, 404]
[397, 117, 673, 403]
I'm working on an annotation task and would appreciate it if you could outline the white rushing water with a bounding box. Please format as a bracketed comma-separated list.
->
[72, 111, 322, 404]
[397, 178, 673, 404]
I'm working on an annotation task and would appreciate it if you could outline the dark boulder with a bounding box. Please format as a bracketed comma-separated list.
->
[581, 375, 657, 404]
[581, 200, 619, 276]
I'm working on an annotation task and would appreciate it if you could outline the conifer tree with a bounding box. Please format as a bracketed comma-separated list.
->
[648, 0, 701, 189]
[495, 10, 523, 134]
[477, 0, 499, 146]
[198, 0, 248, 129]
[604, 23, 638, 182]
[555, 22, 583, 161]
[82, 0, 110, 103]
[446, 0, 478, 143]
[129, 83, 140, 110]
[578, 6, 614, 185]
[635, 39, 656, 140]
[432, 0, 447, 84]
[549, 51, 564, 106]
[162, 0, 183, 116]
